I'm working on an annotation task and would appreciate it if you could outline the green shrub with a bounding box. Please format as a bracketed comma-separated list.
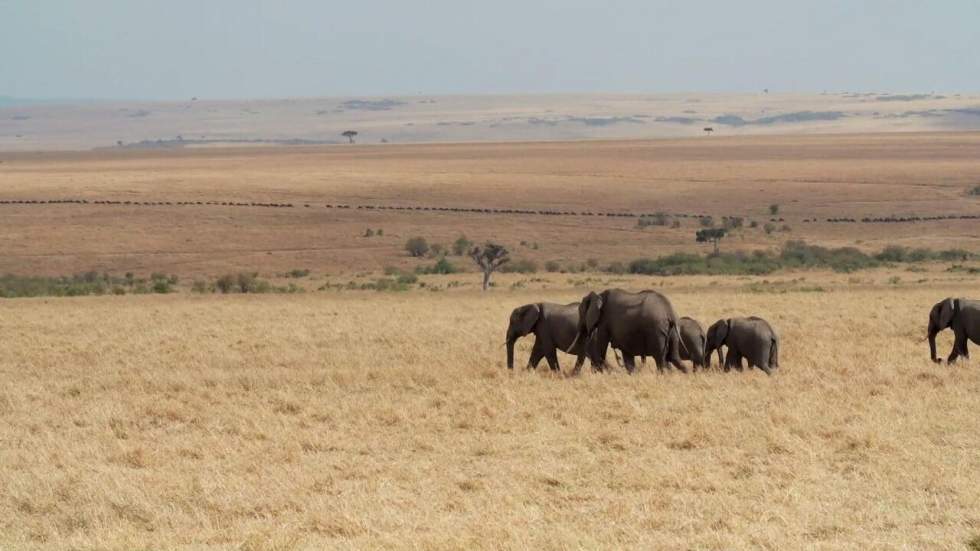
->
[397, 273, 418, 285]
[151, 279, 172, 294]
[429, 243, 446, 257]
[383, 266, 401, 276]
[452, 235, 472, 256]
[236, 272, 258, 293]
[191, 280, 210, 293]
[699, 216, 714, 227]
[287, 269, 310, 278]
[545, 260, 561, 272]
[417, 258, 458, 274]
[769, 203, 780, 215]
[364, 228, 375, 237]
[968, 184, 980, 196]
[405, 237, 429, 257]
[763, 222, 776, 234]
[215, 274, 236, 293]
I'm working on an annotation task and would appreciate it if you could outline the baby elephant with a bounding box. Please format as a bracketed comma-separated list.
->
[705, 317, 780, 375]
[927, 297, 979, 363]
[506, 302, 585, 372]
[678, 316, 707, 370]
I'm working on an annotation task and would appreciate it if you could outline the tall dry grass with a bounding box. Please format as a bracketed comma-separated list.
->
[1, 277, 979, 549]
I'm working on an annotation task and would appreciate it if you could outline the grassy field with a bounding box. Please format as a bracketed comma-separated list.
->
[1, 132, 979, 549]
[1, 133, 979, 277]
[1, 274, 979, 549]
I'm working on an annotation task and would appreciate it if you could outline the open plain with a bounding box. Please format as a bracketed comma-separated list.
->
[1, 131, 980, 549]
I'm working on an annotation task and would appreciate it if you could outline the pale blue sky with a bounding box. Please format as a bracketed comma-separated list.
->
[2, 0, 978, 100]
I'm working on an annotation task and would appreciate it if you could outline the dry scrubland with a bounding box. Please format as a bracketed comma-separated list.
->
[1, 133, 979, 277]
[1, 132, 980, 549]
[1, 276, 980, 549]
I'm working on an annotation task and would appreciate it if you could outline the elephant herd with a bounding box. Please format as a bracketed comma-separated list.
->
[507, 289, 980, 376]
[506, 288, 779, 376]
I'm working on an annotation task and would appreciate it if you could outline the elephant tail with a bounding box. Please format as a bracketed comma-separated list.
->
[769, 336, 779, 369]
[669, 320, 687, 362]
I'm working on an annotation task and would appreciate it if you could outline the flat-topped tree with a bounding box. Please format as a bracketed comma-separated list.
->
[341, 130, 358, 144]
[696, 228, 728, 254]
[469, 243, 510, 290]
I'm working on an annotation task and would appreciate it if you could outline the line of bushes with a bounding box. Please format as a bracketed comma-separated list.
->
[627, 242, 975, 276]
[0, 272, 178, 298]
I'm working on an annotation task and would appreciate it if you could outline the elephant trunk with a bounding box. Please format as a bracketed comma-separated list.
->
[506, 334, 517, 369]
[927, 323, 939, 363]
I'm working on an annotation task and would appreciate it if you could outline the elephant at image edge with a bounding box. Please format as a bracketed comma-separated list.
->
[506, 302, 588, 372]
[678, 316, 707, 370]
[928, 297, 980, 363]
[705, 316, 780, 375]
[571, 288, 686, 374]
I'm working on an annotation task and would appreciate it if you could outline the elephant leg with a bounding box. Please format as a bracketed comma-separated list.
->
[668, 351, 688, 374]
[527, 340, 545, 369]
[755, 352, 772, 376]
[623, 354, 637, 374]
[946, 331, 966, 364]
[572, 354, 585, 375]
[545, 350, 561, 372]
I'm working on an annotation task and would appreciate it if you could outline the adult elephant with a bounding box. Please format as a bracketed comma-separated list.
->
[506, 302, 590, 372]
[570, 289, 686, 374]
[927, 297, 980, 364]
[678, 316, 707, 370]
[705, 317, 779, 375]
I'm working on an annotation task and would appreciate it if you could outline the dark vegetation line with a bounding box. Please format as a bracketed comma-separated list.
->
[0, 198, 978, 224]
[1, 241, 976, 299]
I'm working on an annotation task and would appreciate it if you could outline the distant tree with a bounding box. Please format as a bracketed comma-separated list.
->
[769, 203, 780, 215]
[470, 243, 510, 290]
[696, 228, 728, 254]
[405, 237, 429, 257]
[452, 235, 472, 256]
[116, 140, 124, 147]
[703, 127, 714, 135]
[341, 130, 358, 144]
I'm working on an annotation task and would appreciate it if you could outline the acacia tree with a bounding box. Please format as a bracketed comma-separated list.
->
[341, 130, 358, 144]
[696, 228, 728, 254]
[469, 243, 510, 290]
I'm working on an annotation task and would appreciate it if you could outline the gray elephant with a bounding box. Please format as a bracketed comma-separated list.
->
[506, 302, 588, 372]
[705, 317, 779, 375]
[678, 316, 707, 370]
[570, 289, 686, 374]
[928, 297, 980, 364]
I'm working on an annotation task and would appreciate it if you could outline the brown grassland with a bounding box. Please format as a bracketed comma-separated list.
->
[2, 275, 980, 549]
[1, 133, 980, 549]
[1, 132, 979, 276]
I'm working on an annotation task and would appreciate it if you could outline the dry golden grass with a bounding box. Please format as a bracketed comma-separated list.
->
[2, 273, 979, 549]
[1, 133, 979, 277]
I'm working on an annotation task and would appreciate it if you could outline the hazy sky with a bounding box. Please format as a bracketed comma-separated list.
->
[2, 0, 979, 100]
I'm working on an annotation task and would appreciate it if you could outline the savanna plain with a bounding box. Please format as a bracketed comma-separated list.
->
[1, 133, 980, 550]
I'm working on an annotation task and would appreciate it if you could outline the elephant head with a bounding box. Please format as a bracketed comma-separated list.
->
[927, 298, 958, 363]
[506, 303, 540, 369]
[704, 319, 731, 368]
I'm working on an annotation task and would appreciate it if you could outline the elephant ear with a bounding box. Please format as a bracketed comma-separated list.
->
[937, 298, 956, 329]
[517, 304, 541, 335]
[717, 319, 731, 345]
[584, 292, 603, 332]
